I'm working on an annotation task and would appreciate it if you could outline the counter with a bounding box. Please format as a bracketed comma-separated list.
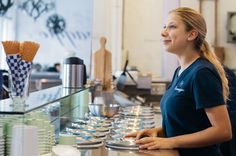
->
[50, 145, 179, 156]
[0, 85, 179, 156]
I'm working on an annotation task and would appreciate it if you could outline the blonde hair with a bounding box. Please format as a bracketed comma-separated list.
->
[170, 7, 229, 102]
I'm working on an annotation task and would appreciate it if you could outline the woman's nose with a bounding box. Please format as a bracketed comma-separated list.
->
[161, 29, 168, 37]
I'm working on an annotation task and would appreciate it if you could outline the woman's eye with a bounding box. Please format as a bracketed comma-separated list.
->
[168, 25, 176, 29]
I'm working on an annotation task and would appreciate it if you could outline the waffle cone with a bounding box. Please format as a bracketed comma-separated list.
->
[2, 41, 20, 55]
[19, 42, 24, 56]
[21, 41, 40, 62]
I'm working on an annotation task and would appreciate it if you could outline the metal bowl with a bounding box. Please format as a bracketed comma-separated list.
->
[89, 104, 120, 117]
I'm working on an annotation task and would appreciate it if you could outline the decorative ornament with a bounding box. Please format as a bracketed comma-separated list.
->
[0, 0, 14, 16]
[46, 14, 66, 35]
[18, 0, 55, 20]
[229, 13, 236, 35]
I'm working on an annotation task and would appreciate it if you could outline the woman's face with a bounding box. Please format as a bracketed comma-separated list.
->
[161, 13, 192, 54]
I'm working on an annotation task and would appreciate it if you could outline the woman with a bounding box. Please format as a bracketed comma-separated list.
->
[125, 7, 232, 156]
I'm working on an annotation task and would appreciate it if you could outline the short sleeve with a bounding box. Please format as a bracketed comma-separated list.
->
[193, 68, 225, 109]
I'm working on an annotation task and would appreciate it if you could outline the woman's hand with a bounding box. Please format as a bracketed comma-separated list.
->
[125, 127, 164, 140]
[135, 137, 176, 150]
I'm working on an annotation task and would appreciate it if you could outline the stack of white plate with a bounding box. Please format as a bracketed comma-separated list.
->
[120, 106, 155, 117]
[107, 105, 155, 149]
[76, 136, 103, 148]
[106, 137, 138, 150]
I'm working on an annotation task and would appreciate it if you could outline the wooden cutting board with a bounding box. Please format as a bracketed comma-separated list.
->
[93, 37, 112, 91]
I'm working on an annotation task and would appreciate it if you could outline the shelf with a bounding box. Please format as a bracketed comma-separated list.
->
[0, 85, 90, 114]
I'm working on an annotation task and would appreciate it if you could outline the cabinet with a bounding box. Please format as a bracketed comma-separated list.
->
[0, 86, 90, 156]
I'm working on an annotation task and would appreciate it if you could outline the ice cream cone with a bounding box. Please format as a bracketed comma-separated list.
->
[19, 42, 24, 56]
[21, 41, 40, 62]
[2, 41, 20, 55]
[16, 41, 40, 96]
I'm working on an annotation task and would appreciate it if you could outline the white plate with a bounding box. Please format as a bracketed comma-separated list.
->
[76, 142, 103, 148]
[106, 138, 137, 147]
[106, 144, 139, 150]
[76, 137, 103, 145]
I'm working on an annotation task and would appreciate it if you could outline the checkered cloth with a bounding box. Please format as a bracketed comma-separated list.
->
[17, 60, 32, 96]
[6, 54, 32, 96]
[6, 54, 21, 95]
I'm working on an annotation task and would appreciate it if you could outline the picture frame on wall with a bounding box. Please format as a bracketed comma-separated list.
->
[227, 12, 236, 43]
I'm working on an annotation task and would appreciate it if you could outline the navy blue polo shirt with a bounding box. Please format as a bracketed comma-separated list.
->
[160, 58, 225, 156]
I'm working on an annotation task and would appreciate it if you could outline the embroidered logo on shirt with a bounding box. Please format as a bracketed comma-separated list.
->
[174, 81, 185, 93]
[174, 86, 185, 92]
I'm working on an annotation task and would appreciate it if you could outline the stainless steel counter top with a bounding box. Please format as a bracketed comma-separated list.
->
[50, 145, 179, 156]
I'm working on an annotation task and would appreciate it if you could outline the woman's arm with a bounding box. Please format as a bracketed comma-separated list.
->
[172, 104, 232, 148]
[136, 105, 232, 149]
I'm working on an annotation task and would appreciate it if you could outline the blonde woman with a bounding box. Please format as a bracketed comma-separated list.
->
[126, 7, 232, 156]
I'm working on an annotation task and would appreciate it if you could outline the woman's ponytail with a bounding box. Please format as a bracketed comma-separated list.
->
[200, 40, 229, 102]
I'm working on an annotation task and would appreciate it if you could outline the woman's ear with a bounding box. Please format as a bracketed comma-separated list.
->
[187, 30, 198, 41]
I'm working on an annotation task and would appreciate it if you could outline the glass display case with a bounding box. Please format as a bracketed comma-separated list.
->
[0, 85, 90, 156]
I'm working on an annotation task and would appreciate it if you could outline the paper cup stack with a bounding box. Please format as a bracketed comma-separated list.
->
[2, 41, 40, 97]
[0, 125, 4, 156]
[10, 125, 39, 156]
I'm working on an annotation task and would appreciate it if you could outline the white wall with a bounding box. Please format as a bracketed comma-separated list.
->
[180, 0, 236, 69]
[123, 0, 164, 79]
[92, 0, 236, 79]
[92, 0, 123, 77]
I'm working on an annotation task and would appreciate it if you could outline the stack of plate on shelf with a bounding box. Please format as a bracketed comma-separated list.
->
[87, 116, 113, 128]
[59, 131, 104, 149]
[59, 133, 76, 145]
[69, 117, 112, 139]
[113, 118, 155, 130]
[106, 105, 155, 150]
[0, 125, 4, 156]
[106, 137, 138, 150]
[76, 136, 103, 148]
[58, 117, 115, 149]
[120, 106, 155, 118]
